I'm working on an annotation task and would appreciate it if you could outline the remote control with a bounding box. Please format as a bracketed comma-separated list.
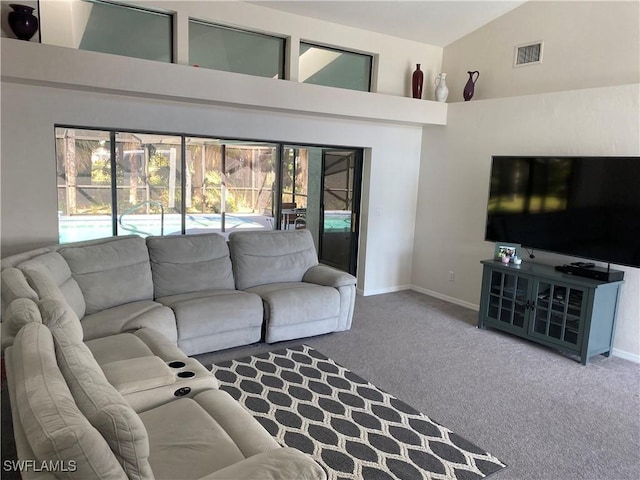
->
[571, 262, 595, 268]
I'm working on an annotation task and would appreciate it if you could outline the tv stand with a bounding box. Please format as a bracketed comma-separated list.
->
[478, 260, 624, 364]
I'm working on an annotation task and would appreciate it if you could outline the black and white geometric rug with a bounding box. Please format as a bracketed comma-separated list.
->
[213, 345, 506, 480]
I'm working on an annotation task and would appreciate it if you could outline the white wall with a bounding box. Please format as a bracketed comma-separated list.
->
[38, 0, 444, 99]
[414, 84, 640, 360]
[0, 78, 423, 296]
[442, 1, 640, 102]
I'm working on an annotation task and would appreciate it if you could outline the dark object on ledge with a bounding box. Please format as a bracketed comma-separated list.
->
[8, 4, 39, 41]
[412, 64, 424, 99]
[463, 70, 479, 101]
[555, 264, 624, 282]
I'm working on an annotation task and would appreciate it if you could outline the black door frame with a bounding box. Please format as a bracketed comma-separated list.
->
[319, 148, 363, 275]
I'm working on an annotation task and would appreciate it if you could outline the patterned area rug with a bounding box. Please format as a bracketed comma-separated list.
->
[213, 345, 506, 480]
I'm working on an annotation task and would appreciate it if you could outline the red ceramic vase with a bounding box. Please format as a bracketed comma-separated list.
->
[412, 64, 424, 99]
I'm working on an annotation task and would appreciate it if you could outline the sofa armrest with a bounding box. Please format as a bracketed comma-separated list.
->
[101, 356, 176, 394]
[1, 298, 42, 351]
[1, 267, 38, 305]
[303, 265, 356, 288]
[133, 327, 187, 361]
[198, 448, 326, 480]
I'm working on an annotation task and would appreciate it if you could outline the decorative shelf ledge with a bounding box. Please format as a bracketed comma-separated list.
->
[1, 38, 447, 127]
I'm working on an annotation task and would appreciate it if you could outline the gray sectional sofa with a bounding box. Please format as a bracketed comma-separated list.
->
[4, 296, 326, 479]
[1, 229, 357, 480]
[1, 229, 356, 355]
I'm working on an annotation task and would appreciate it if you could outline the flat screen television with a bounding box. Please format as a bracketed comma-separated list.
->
[485, 156, 640, 268]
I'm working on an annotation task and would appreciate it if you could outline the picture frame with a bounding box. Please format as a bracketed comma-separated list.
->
[494, 242, 521, 261]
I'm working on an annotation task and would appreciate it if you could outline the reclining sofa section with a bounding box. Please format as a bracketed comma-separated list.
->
[4, 298, 326, 480]
[145, 233, 264, 356]
[228, 230, 357, 343]
[1, 229, 357, 356]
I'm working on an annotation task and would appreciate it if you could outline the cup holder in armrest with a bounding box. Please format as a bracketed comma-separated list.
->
[174, 386, 192, 397]
[177, 371, 195, 379]
[168, 361, 186, 368]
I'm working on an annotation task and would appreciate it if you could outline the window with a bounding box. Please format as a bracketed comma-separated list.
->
[78, 0, 172, 62]
[115, 133, 182, 237]
[189, 20, 285, 78]
[56, 128, 114, 242]
[282, 147, 309, 208]
[184, 138, 277, 233]
[56, 128, 277, 243]
[299, 43, 372, 92]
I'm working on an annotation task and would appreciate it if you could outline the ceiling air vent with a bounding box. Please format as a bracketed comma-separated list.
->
[514, 41, 543, 67]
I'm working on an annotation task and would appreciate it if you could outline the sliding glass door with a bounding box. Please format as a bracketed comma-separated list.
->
[280, 146, 362, 275]
[320, 150, 362, 275]
[56, 127, 362, 275]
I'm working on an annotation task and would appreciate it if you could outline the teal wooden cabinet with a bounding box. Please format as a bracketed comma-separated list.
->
[478, 260, 623, 365]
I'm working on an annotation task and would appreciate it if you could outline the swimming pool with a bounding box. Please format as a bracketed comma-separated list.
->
[59, 211, 352, 244]
[58, 214, 268, 244]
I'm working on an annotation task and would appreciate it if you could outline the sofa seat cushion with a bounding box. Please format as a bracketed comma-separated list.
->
[140, 389, 279, 480]
[81, 300, 178, 343]
[8, 323, 127, 479]
[86, 329, 186, 366]
[157, 290, 263, 340]
[200, 448, 327, 480]
[248, 282, 340, 326]
[156, 289, 263, 355]
[247, 282, 340, 343]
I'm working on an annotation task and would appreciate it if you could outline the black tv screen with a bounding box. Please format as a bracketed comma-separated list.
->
[485, 156, 640, 268]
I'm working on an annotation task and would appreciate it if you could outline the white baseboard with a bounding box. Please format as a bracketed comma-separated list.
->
[410, 286, 479, 311]
[611, 348, 640, 364]
[357, 285, 638, 363]
[357, 285, 412, 297]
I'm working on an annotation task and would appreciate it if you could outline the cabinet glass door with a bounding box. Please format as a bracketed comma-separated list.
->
[486, 270, 529, 331]
[531, 281, 585, 348]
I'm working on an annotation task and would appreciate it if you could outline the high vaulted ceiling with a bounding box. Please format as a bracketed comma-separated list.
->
[251, 1, 526, 47]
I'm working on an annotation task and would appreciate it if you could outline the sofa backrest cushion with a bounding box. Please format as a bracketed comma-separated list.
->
[59, 236, 154, 315]
[19, 252, 87, 319]
[229, 230, 319, 290]
[44, 297, 154, 480]
[146, 233, 235, 298]
[0, 246, 54, 270]
[10, 323, 127, 480]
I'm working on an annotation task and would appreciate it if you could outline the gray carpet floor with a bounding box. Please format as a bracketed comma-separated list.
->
[196, 290, 640, 480]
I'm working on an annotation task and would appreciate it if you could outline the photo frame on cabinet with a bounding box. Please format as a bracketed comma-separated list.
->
[494, 242, 521, 261]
